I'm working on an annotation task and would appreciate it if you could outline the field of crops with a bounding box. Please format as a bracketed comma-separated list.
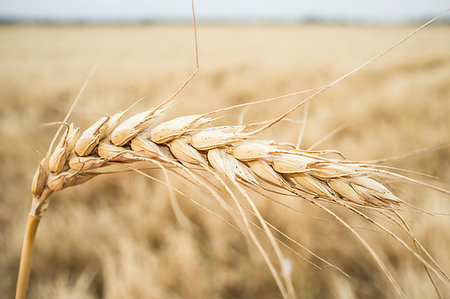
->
[1, 24, 449, 298]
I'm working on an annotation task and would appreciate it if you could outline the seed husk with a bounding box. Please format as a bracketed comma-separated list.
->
[75, 116, 109, 156]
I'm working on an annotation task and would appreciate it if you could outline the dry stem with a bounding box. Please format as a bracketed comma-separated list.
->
[15, 215, 40, 299]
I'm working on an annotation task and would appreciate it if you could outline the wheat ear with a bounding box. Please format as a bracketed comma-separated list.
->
[21, 108, 449, 299]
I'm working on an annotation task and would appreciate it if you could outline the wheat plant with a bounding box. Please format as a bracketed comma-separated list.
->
[14, 3, 450, 299]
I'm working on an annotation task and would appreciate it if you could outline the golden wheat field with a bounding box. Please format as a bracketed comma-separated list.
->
[1, 23, 449, 299]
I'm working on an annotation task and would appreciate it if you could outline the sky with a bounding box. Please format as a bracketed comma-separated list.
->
[1, 0, 449, 23]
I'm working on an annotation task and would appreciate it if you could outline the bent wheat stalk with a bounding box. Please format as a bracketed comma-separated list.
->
[16, 5, 450, 299]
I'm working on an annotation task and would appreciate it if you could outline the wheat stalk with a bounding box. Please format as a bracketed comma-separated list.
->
[15, 5, 450, 299]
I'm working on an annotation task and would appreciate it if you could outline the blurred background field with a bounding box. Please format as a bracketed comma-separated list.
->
[0, 23, 449, 298]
